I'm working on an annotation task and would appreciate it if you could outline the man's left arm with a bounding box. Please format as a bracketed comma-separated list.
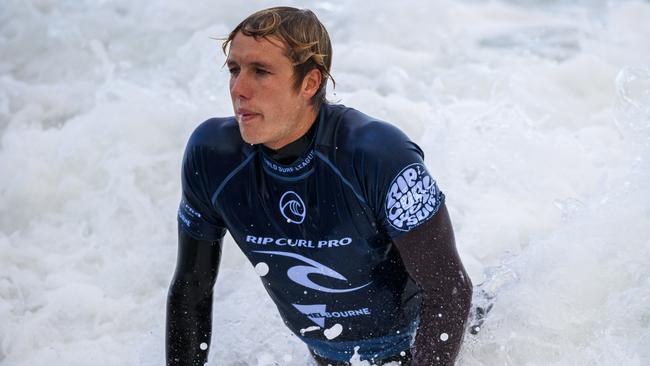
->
[392, 203, 473, 366]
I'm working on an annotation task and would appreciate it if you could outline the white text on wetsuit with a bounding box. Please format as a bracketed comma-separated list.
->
[264, 150, 315, 174]
[245, 235, 352, 249]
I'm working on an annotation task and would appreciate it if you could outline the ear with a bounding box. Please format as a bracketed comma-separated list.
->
[301, 69, 322, 99]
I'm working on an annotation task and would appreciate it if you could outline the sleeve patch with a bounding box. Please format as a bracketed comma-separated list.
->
[385, 163, 442, 231]
[177, 198, 226, 240]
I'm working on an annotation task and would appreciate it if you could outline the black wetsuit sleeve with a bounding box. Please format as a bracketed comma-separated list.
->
[392, 203, 473, 366]
[166, 227, 222, 366]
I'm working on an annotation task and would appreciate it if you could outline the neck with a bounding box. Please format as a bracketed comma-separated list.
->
[262, 110, 319, 165]
[263, 106, 318, 150]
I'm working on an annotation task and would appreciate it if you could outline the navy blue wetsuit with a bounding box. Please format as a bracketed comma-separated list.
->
[168, 103, 472, 365]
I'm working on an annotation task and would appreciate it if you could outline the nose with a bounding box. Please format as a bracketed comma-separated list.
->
[230, 72, 252, 101]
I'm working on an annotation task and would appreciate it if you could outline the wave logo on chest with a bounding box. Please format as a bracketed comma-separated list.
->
[279, 191, 306, 224]
[253, 250, 371, 293]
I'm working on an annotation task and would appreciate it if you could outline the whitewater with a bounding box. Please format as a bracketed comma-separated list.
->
[1, 0, 649, 365]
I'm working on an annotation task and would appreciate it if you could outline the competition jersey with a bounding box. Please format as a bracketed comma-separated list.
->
[178, 103, 445, 362]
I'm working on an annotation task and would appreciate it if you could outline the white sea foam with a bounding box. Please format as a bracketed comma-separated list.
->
[1, 1, 649, 365]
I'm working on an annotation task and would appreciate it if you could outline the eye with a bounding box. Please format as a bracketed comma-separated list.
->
[228, 66, 240, 75]
[255, 68, 270, 75]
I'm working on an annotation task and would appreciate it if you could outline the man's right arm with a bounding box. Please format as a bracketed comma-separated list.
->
[166, 227, 222, 366]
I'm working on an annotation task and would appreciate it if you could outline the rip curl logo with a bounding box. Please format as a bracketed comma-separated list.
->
[386, 163, 441, 231]
[279, 191, 306, 224]
[253, 250, 371, 293]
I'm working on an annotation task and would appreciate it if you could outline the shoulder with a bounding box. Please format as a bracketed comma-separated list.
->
[324, 104, 420, 160]
[186, 117, 243, 155]
[181, 116, 252, 183]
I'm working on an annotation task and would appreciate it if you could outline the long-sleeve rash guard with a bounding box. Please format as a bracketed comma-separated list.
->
[167, 103, 472, 365]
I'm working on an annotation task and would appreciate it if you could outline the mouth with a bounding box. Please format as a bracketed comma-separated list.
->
[236, 109, 261, 123]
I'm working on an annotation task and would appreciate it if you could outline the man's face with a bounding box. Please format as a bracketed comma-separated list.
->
[226, 32, 316, 150]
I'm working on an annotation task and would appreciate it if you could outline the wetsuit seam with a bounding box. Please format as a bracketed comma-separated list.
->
[211, 151, 257, 205]
[314, 151, 368, 205]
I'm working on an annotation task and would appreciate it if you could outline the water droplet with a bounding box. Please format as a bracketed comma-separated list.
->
[324, 323, 343, 340]
[300, 326, 320, 335]
[254, 262, 269, 276]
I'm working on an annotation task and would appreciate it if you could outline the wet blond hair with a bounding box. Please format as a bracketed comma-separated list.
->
[222, 7, 334, 110]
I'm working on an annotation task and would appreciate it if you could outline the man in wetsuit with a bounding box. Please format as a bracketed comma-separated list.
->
[166, 7, 473, 366]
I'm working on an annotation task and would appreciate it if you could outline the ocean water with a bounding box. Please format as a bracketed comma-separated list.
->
[1, 0, 649, 365]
